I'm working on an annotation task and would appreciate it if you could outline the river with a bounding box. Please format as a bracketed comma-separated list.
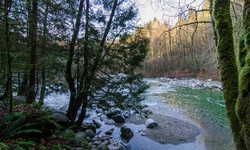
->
[143, 78, 235, 150]
[44, 78, 235, 150]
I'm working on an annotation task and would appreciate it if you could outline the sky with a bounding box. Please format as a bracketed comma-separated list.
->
[135, 0, 205, 25]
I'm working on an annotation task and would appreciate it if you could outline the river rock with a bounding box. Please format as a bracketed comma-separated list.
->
[85, 112, 91, 118]
[106, 108, 122, 118]
[85, 129, 95, 139]
[74, 132, 87, 147]
[100, 114, 108, 121]
[108, 143, 127, 150]
[86, 123, 97, 133]
[105, 119, 116, 125]
[96, 108, 103, 114]
[99, 135, 112, 141]
[105, 128, 114, 135]
[85, 136, 92, 142]
[98, 140, 109, 150]
[112, 114, 125, 123]
[123, 110, 132, 118]
[93, 118, 102, 128]
[145, 118, 158, 128]
[75, 132, 87, 139]
[59, 105, 68, 112]
[120, 126, 133, 139]
[51, 113, 69, 123]
[92, 140, 102, 146]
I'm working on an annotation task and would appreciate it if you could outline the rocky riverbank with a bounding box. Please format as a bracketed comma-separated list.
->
[50, 105, 204, 150]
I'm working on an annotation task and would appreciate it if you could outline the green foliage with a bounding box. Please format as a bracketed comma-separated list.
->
[92, 74, 149, 110]
[0, 111, 42, 140]
[11, 140, 36, 150]
[54, 129, 89, 149]
[0, 142, 8, 149]
[0, 104, 57, 148]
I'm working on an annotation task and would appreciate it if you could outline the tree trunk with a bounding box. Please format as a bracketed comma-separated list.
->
[39, 2, 49, 105]
[66, 0, 84, 121]
[18, 73, 28, 96]
[236, 0, 250, 149]
[39, 67, 46, 104]
[4, 0, 13, 112]
[75, 0, 118, 126]
[26, 0, 38, 104]
[75, 0, 90, 126]
[213, 0, 246, 149]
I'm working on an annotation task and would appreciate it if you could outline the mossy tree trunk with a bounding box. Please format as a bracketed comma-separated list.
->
[236, 0, 250, 149]
[213, 0, 250, 150]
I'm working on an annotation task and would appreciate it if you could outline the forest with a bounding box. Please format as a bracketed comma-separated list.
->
[1, 0, 250, 149]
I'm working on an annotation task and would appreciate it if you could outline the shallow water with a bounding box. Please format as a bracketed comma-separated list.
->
[44, 78, 235, 150]
[145, 79, 235, 150]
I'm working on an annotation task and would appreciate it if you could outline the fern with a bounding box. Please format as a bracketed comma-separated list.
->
[0, 112, 43, 140]
[0, 142, 8, 150]
[12, 140, 36, 150]
[9, 129, 42, 139]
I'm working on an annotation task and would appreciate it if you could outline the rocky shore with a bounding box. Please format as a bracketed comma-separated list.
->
[50, 106, 203, 150]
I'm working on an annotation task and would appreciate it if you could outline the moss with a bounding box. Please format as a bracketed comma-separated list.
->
[238, 38, 247, 68]
[237, 66, 250, 120]
[213, 0, 247, 149]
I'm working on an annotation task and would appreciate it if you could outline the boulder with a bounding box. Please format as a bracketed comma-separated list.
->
[145, 119, 158, 128]
[75, 132, 87, 139]
[120, 126, 133, 139]
[59, 105, 68, 112]
[112, 114, 125, 123]
[106, 108, 122, 118]
[89, 124, 97, 132]
[93, 118, 102, 128]
[51, 113, 69, 123]
[85, 129, 96, 139]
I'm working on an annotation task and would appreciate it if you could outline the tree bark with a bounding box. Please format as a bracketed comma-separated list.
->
[236, 0, 250, 149]
[18, 73, 28, 96]
[75, 0, 118, 126]
[39, 1, 49, 105]
[75, 0, 90, 126]
[213, 0, 246, 149]
[66, 0, 84, 121]
[4, 0, 13, 112]
[26, 0, 38, 104]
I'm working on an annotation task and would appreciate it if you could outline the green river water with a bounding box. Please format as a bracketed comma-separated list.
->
[158, 86, 235, 150]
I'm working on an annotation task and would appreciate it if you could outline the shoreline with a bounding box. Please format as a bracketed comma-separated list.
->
[126, 112, 205, 146]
